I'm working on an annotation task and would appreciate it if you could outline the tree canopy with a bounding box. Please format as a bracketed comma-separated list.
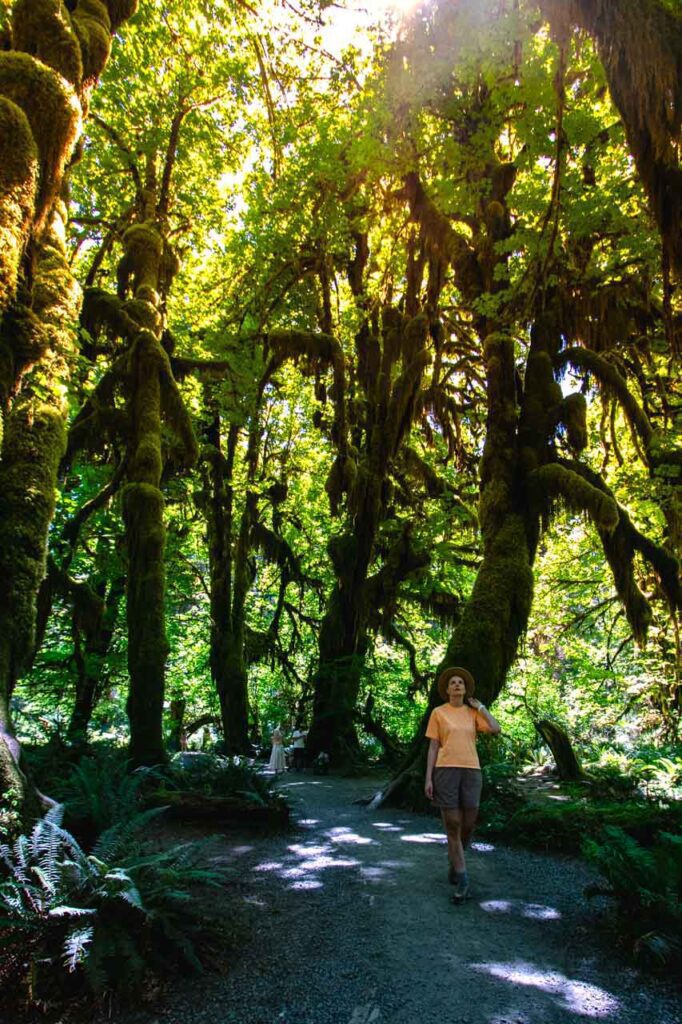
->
[0, 0, 680, 825]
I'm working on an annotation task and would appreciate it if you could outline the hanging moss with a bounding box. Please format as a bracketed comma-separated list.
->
[158, 348, 198, 468]
[325, 454, 346, 515]
[81, 286, 135, 342]
[401, 171, 481, 300]
[11, 0, 82, 86]
[557, 345, 653, 448]
[561, 393, 588, 451]
[72, 0, 111, 87]
[557, 458, 662, 643]
[402, 445, 445, 497]
[385, 347, 431, 457]
[265, 328, 342, 376]
[0, 96, 37, 313]
[0, 52, 81, 230]
[542, 0, 682, 274]
[529, 463, 619, 531]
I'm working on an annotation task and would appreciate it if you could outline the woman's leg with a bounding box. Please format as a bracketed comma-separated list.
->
[460, 807, 479, 849]
[441, 808, 465, 872]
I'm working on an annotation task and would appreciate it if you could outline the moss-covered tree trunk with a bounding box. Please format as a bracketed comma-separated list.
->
[0, 0, 137, 826]
[535, 719, 585, 781]
[67, 574, 124, 748]
[306, 530, 374, 763]
[201, 407, 258, 755]
[123, 326, 169, 766]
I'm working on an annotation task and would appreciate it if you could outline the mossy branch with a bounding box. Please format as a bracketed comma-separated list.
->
[250, 520, 303, 582]
[559, 458, 681, 637]
[400, 171, 483, 302]
[529, 463, 619, 531]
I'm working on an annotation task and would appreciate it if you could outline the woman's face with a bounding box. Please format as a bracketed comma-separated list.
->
[447, 676, 466, 698]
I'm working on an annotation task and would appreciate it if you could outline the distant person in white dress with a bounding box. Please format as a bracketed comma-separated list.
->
[268, 726, 286, 773]
[291, 727, 308, 772]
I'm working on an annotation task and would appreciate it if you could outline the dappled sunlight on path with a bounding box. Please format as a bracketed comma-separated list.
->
[198, 774, 674, 1024]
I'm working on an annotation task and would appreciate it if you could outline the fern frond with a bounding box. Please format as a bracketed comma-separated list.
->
[63, 926, 94, 972]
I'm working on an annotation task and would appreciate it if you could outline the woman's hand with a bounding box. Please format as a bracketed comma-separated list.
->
[424, 777, 433, 800]
[468, 698, 484, 710]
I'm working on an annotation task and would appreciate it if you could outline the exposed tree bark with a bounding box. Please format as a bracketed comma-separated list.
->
[534, 719, 585, 781]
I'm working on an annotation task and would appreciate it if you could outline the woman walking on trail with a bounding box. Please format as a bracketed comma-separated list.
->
[424, 667, 501, 902]
[268, 725, 286, 773]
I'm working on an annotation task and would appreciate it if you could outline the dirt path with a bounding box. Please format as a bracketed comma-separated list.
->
[93, 774, 680, 1024]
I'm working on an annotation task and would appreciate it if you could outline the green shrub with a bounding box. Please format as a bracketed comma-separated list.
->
[583, 826, 682, 970]
[59, 751, 158, 845]
[487, 798, 682, 853]
[163, 753, 281, 808]
[0, 805, 226, 1005]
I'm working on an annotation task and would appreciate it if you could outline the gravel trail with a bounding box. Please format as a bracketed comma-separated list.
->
[85, 774, 680, 1024]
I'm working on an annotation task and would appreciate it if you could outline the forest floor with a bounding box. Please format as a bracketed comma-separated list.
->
[54, 772, 681, 1024]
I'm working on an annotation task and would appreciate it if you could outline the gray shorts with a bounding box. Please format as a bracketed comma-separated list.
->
[432, 767, 482, 810]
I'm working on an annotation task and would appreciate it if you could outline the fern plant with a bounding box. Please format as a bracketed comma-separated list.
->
[584, 826, 682, 970]
[58, 750, 158, 845]
[164, 754, 282, 808]
[0, 805, 227, 1004]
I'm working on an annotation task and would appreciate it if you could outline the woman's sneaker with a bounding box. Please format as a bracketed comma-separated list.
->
[451, 874, 470, 903]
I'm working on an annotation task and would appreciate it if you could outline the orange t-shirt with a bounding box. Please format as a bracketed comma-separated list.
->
[425, 703, 492, 769]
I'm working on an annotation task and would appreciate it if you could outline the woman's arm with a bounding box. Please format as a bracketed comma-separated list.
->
[469, 698, 501, 735]
[424, 738, 440, 799]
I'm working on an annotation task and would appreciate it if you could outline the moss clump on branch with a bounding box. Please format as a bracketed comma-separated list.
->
[561, 392, 588, 451]
[123, 296, 162, 334]
[11, 0, 82, 86]
[32, 206, 81, 363]
[0, 96, 37, 312]
[557, 346, 653, 448]
[0, 52, 81, 230]
[72, 0, 112, 87]
[120, 222, 163, 301]
[105, 0, 138, 32]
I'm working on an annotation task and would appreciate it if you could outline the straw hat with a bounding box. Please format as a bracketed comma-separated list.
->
[437, 666, 475, 701]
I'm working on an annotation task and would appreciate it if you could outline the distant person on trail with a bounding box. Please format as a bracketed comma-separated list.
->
[291, 727, 308, 772]
[268, 725, 286, 773]
[424, 666, 501, 903]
